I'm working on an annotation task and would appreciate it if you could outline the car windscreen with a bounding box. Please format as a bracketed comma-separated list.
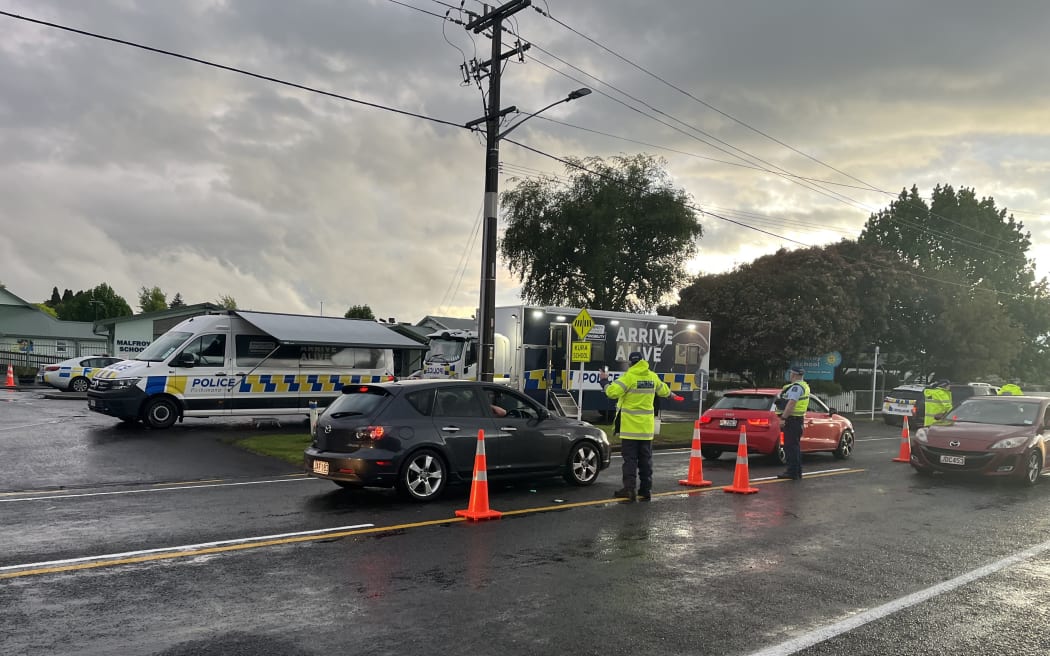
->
[950, 399, 1040, 426]
[136, 332, 193, 362]
[326, 386, 391, 418]
[711, 394, 775, 411]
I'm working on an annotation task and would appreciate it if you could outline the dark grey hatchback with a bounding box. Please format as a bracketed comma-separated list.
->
[304, 379, 612, 501]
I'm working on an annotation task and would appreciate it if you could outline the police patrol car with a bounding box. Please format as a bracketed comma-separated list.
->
[42, 356, 122, 392]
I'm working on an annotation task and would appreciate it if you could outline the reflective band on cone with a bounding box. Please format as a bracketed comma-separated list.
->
[679, 420, 712, 487]
[455, 429, 502, 521]
[892, 415, 912, 463]
[724, 424, 759, 494]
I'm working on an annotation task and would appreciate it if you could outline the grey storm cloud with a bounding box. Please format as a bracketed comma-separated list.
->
[1, 0, 1048, 321]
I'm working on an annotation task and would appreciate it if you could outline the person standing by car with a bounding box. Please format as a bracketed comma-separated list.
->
[923, 380, 953, 426]
[998, 383, 1023, 396]
[777, 367, 810, 480]
[600, 351, 681, 501]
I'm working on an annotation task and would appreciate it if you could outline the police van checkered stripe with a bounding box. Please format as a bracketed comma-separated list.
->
[141, 374, 392, 396]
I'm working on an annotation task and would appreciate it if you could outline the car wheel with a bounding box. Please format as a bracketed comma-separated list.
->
[1021, 449, 1042, 487]
[564, 441, 601, 486]
[70, 377, 90, 393]
[833, 430, 855, 460]
[143, 397, 178, 429]
[770, 443, 787, 465]
[701, 447, 722, 461]
[397, 448, 447, 502]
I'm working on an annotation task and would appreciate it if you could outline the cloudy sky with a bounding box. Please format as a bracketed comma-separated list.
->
[2, 0, 1048, 323]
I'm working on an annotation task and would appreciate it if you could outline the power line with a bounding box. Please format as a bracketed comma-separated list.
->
[529, 9, 1027, 251]
[500, 137, 1031, 299]
[0, 10, 469, 131]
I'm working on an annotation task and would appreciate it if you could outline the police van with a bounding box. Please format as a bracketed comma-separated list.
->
[87, 310, 423, 429]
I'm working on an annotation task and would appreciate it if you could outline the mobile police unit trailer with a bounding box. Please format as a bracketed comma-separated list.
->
[421, 305, 711, 416]
[87, 311, 424, 429]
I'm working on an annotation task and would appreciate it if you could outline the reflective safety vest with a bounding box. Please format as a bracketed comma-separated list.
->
[998, 384, 1023, 396]
[604, 360, 671, 440]
[779, 380, 810, 416]
[923, 388, 953, 427]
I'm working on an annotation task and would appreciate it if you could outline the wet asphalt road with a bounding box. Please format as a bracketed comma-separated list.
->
[2, 389, 1050, 655]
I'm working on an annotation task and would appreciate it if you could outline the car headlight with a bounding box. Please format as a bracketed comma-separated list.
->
[110, 378, 141, 390]
[914, 428, 928, 443]
[991, 436, 1030, 449]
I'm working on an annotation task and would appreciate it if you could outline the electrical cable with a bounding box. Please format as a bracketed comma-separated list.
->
[0, 10, 469, 131]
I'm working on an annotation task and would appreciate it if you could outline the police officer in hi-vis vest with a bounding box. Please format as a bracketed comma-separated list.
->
[777, 366, 810, 480]
[600, 351, 682, 501]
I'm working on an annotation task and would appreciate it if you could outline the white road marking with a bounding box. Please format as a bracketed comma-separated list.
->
[745, 537, 1050, 656]
[0, 477, 317, 503]
[0, 523, 375, 572]
[0, 420, 64, 431]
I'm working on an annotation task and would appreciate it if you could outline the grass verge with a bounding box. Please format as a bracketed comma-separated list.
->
[236, 434, 311, 466]
[234, 421, 698, 464]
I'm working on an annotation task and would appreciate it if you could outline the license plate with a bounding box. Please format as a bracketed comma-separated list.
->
[312, 460, 330, 475]
[939, 454, 965, 466]
[719, 419, 737, 428]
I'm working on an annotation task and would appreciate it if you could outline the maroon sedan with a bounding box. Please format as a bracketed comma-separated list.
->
[910, 395, 1050, 485]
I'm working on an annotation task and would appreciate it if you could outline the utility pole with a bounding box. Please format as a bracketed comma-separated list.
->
[465, 0, 531, 382]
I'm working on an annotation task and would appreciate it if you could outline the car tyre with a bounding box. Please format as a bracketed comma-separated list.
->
[70, 377, 90, 393]
[770, 443, 787, 466]
[1021, 449, 1042, 487]
[397, 448, 447, 502]
[144, 397, 178, 429]
[701, 447, 722, 461]
[833, 430, 855, 460]
[564, 441, 601, 486]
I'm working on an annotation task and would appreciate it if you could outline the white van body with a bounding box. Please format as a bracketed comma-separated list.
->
[86, 311, 413, 429]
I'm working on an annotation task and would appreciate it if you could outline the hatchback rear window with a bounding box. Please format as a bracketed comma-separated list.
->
[712, 394, 775, 411]
[326, 386, 390, 418]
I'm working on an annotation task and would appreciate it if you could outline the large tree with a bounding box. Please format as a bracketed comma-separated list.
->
[57, 284, 133, 322]
[169, 292, 185, 309]
[216, 294, 237, 310]
[344, 304, 375, 320]
[138, 286, 167, 313]
[859, 184, 1047, 381]
[500, 153, 703, 312]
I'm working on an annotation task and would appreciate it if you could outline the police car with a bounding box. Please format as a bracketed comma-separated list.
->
[42, 356, 123, 392]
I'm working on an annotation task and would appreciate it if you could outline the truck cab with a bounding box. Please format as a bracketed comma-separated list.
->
[420, 329, 478, 379]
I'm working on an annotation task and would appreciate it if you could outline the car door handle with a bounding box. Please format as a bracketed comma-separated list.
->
[441, 426, 462, 432]
[499, 426, 518, 431]
[216, 372, 226, 376]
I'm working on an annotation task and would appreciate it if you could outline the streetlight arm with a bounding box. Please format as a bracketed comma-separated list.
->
[496, 88, 590, 140]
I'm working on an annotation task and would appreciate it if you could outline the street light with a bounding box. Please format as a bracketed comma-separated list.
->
[470, 86, 592, 382]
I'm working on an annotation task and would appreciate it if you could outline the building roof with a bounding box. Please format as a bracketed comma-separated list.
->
[92, 303, 223, 330]
[415, 315, 476, 332]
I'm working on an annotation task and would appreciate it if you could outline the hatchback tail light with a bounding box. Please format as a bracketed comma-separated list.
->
[45, 366, 60, 372]
[355, 426, 386, 441]
[698, 415, 712, 424]
[747, 418, 771, 427]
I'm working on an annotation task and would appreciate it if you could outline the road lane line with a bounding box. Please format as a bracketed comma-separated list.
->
[745, 536, 1050, 656]
[0, 469, 864, 579]
[0, 523, 375, 574]
[0, 421, 64, 431]
[0, 477, 316, 503]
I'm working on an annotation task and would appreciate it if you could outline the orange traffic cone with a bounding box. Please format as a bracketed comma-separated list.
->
[4, 365, 14, 388]
[892, 415, 912, 463]
[455, 430, 502, 521]
[679, 419, 713, 487]
[724, 424, 759, 494]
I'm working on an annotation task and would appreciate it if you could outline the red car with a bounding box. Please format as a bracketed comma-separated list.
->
[698, 388, 855, 464]
[910, 395, 1050, 485]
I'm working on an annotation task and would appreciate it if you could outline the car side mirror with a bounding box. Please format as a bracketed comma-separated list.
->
[829, 407, 838, 416]
[174, 352, 196, 368]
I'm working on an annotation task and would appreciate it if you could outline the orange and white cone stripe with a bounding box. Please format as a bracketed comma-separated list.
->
[679, 420, 712, 487]
[892, 415, 912, 462]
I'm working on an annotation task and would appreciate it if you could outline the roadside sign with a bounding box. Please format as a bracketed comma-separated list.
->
[571, 341, 592, 362]
[572, 308, 594, 340]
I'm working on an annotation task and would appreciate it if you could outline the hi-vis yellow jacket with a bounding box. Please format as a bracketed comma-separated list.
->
[604, 360, 671, 440]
